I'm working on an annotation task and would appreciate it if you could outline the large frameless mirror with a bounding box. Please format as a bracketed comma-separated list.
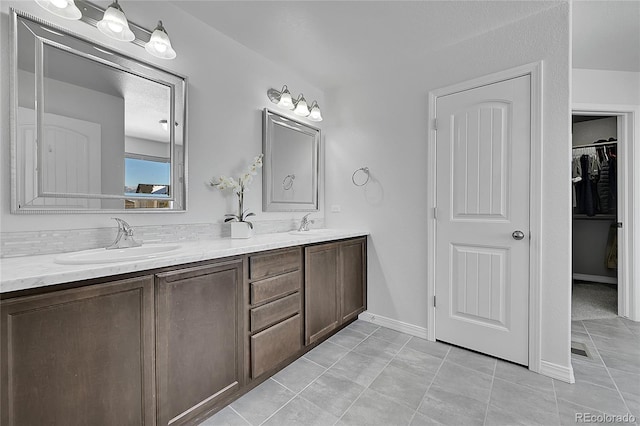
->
[10, 10, 187, 213]
[263, 109, 319, 212]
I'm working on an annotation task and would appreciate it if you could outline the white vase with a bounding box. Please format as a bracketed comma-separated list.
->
[230, 222, 253, 239]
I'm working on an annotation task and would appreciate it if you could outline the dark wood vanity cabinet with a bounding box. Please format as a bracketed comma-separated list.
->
[305, 237, 367, 345]
[339, 237, 367, 323]
[245, 248, 303, 380]
[0, 236, 366, 425]
[155, 258, 243, 426]
[1, 275, 156, 426]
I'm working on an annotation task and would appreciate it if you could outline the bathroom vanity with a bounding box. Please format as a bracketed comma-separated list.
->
[0, 231, 367, 426]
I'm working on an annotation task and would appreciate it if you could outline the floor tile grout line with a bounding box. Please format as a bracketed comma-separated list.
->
[580, 320, 606, 364]
[333, 336, 414, 425]
[411, 345, 452, 424]
[229, 405, 252, 426]
[481, 358, 498, 426]
[573, 321, 636, 417]
[264, 326, 379, 425]
[550, 373, 562, 426]
[259, 358, 331, 426]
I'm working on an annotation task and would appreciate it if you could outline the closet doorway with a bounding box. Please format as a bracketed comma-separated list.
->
[571, 111, 632, 321]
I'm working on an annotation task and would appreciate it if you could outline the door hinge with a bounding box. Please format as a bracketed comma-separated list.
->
[433, 118, 438, 131]
[617, 222, 623, 228]
[433, 296, 436, 307]
[433, 207, 438, 219]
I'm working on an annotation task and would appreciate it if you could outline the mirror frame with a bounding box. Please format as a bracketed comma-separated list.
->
[10, 9, 188, 214]
[262, 108, 320, 212]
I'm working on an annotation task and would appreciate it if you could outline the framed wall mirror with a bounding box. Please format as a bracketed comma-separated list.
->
[263, 109, 319, 212]
[10, 10, 187, 213]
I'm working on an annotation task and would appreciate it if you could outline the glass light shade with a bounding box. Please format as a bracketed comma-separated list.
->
[308, 102, 323, 122]
[97, 1, 135, 42]
[293, 95, 310, 116]
[277, 87, 294, 108]
[145, 21, 177, 60]
[35, 0, 82, 20]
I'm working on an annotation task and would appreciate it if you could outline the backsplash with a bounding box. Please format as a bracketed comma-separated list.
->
[0, 218, 325, 258]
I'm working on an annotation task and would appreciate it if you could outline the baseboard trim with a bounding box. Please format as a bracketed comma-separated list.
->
[539, 360, 575, 383]
[573, 273, 618, 285]
[358, 312, 428, 339]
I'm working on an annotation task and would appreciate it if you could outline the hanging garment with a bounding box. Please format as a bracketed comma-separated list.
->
[608, 156, 617, 213]
[572, 157, 582, 208]
[577, 154, 596, 216]
[606, 223, 618, 269]
[598, 160, 610, 213]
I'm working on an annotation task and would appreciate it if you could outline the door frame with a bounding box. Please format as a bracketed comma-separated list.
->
[426, 62, 544, 373]
[572, 104, 639, 321]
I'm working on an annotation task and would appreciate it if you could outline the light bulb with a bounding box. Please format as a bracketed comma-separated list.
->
[97, 1, 135, 42]
[308, 102, 323, 122]
[277, 86, 293, 108]
[107, 21, 123, 33]
[35, 0, 82, 20]
[293, 95, 310, 116]
[50, 0, 68, 8]
[145, 21, 176, 60]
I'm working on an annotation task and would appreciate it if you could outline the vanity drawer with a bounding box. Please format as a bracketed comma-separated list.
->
[250, 270, 301, 305]
[249, 248, 301, 280]
[250, 314, 302, 378]
[250, 292, 300, 332]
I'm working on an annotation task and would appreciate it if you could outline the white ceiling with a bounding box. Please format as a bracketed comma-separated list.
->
[572, 0, 640, 72]
[174, 1, 561, 89]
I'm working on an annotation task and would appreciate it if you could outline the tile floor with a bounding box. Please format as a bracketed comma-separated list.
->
[200, 318, 640, 426]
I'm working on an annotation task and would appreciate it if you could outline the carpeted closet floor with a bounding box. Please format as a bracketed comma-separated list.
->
[572, 281, 618, 321]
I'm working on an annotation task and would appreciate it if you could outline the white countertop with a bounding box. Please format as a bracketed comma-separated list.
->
[0, 229, 369, 294]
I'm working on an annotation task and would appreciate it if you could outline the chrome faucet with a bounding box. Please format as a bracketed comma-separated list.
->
[107, 218, 142, 250]
[298, 213, 314, 232]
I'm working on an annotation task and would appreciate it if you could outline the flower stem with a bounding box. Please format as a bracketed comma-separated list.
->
[238, 184, 244, 221]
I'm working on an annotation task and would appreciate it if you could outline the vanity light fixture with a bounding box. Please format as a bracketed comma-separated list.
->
[35, 0, 178, 60]
[145, 21, 176, 59]
[35, 0, 82, 20]
[97, 0, 135, 42]
[267, 86, 323, 121]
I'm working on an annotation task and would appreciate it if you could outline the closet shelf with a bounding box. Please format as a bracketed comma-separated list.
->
[573, 214, 617, 221]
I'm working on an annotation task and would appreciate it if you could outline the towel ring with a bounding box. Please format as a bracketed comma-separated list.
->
[352, 167, 370, 187]
[282, 174, 295, 190]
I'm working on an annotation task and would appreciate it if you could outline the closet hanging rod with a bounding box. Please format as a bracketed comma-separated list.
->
[572, 140, 618, 149]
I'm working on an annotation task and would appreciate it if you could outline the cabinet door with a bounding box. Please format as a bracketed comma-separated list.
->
[155, 259, 243, 426]
[340, 238, 367, 323]
[1, 276, 155, 426]
[305, 243, 339, 344]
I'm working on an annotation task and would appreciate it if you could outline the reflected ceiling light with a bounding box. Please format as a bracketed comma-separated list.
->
[293, 94, 310, 117]
[267, 85, 323, 121]
[35, 0, 81, 20]
[307, 101, 323, 122]
[97, 0, 135, 42]
[145, 21, 176, 60]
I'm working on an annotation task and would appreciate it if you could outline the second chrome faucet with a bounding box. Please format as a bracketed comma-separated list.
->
[107, 218, 142, 249]
[298, 213, 314, 232]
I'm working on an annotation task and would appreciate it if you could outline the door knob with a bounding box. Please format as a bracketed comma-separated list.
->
[512, 230, 525, 240]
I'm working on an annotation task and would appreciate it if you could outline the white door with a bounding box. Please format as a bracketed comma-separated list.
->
[435, 75, 531, 365]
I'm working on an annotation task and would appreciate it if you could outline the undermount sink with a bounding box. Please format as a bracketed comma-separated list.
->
[289, 229, 334, 236]
[54, 244, 182, 265]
